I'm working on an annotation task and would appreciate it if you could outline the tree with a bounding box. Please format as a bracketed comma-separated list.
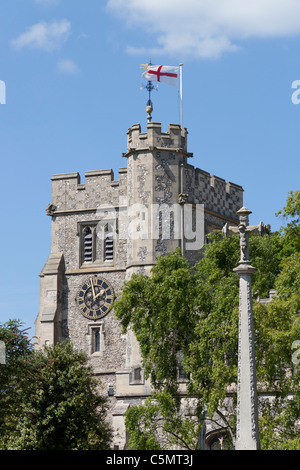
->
[115, 250, 203, 450]
[276, 190, 300, 253]
[0, 319, 33, 362]
[256, 252, 300, 449]
[0, 319, 34, 443]
[114, 193, 300, 450]
[0, 334, 113, 450]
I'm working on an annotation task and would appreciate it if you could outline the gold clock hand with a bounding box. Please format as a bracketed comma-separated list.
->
[94, 289, 105, 299]
[90, 278, 96, 300]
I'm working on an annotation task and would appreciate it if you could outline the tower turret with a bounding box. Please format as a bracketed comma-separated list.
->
[123, 122, 192, 277]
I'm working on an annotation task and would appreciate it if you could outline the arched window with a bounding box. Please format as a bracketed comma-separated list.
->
[205, 429, 231, 450]
[79, 221, 115, 266]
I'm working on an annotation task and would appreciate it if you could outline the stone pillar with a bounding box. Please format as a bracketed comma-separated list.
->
[233, 264, 260, 450]
[223, 207, 265, 450]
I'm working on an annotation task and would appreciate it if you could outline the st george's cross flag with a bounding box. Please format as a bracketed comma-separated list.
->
[142, 65, 179, 86]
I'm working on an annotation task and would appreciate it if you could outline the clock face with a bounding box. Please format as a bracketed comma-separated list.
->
[77, 277, 114, 320]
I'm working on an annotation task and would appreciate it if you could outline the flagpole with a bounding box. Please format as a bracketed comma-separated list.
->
[179, 63, 183, 128]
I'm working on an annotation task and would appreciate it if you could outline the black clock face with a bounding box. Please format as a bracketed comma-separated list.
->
[77, 277, 114, 320]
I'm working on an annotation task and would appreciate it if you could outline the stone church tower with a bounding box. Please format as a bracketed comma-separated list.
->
[35, 121, 243, 448]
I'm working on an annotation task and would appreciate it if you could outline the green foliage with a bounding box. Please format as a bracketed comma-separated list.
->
[125, 391, 202, 450]
[276, 190, 300, 222]
[259, 394, 300, 450]
[0, 318, 33, 364]
[254, 253, 300, 448]
[0, 333, 112, 450]
[124, 399, 164, 450]
[115, 191, 300, 450]
[0, 320, 34, 442]
[115, 249, 198, 396]
[276, 190, 300, 253]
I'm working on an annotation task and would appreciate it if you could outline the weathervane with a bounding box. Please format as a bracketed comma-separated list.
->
[140, 58, 158, 123]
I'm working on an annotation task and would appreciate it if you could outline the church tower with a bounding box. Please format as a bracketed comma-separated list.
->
[35, 120, 243, 448]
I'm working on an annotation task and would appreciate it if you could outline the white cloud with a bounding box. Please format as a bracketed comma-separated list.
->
[57, 58, 79, 74]
[12, 20, 71, 52]
[107, 0, 300, 58]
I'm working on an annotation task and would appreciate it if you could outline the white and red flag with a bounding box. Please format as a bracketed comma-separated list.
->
[142, 65, 179, 86]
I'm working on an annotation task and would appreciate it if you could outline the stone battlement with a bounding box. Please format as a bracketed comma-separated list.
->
[126, 122, 189, 154]
[50, 168, 128, 213]
[185, 165, 243, 219]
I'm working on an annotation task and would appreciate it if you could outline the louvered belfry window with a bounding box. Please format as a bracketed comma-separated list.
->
[83, 227, 93, 262]
[80, 222, 114, 265]
[105, 231, 114, 261]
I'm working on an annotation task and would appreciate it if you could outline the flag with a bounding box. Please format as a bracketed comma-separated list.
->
[142, 65, 179, 86]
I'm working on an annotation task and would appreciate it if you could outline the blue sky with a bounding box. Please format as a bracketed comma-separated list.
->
[0, 0, 299, 336]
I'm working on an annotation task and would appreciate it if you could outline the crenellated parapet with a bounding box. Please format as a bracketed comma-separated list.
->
[124, 122, 190, 156]
[50, 168, 128, 213]
[183, 166, 243, 221]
